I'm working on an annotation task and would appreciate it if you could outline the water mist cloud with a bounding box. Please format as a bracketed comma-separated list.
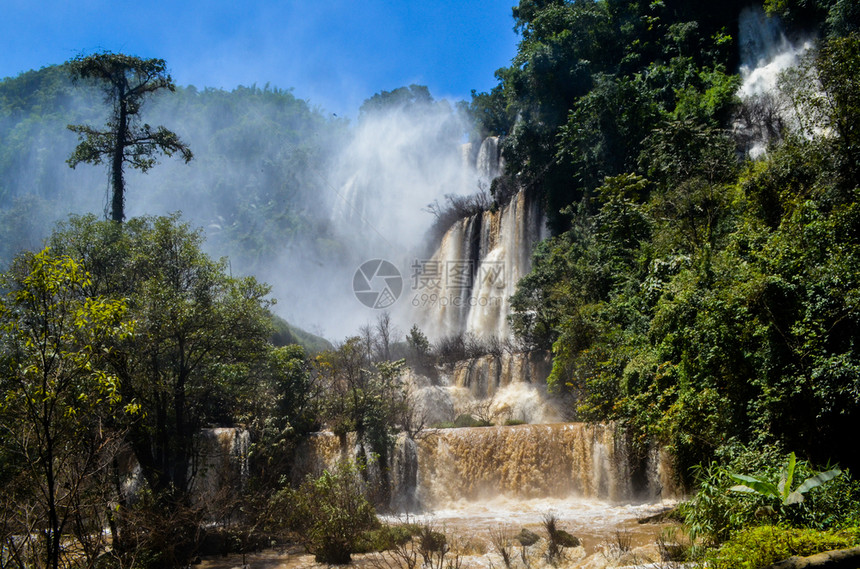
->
[262, 98, 481, 340]
[0, 66, 487, 342]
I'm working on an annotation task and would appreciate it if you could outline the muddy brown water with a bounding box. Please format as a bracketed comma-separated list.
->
[199, 498, 678, 569]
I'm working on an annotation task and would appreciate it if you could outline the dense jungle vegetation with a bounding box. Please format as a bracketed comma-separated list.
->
[484, 0, 860, 478]
[2, 0, 860, 567]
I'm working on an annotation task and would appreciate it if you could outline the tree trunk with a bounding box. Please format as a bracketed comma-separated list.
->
[111, 88, 127, 223]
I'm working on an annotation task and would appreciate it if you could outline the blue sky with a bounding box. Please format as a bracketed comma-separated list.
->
[1, 0, 520, 116]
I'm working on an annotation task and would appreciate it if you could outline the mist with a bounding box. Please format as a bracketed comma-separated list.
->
[261, 94, 481, 339]
[0, 73, 486, 342]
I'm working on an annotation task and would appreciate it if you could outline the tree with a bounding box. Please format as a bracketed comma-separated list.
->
[816, 33, 860, 191]
[48, 214, 273, 563]
[0, 249, 134, 569]
[359, 84, 435, 117]
[51, 214, 272, 493]
[248, 344, 321, 489]
[66, 52, 192, 222]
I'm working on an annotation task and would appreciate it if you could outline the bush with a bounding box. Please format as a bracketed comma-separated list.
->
[681, 446, 860, 548]
[542, 511, 580, 563]
[425, 192, 491, 243]
[707, 526, 860, 569]
[355, 524, 416, 553]
[453, 414, 491, 428]
[111, 490, 204, 569]
[366, 522, 464, 569]
[432, 333, 510, 365]
[681, 461, 763, 546]
[291, 460, 379, 563]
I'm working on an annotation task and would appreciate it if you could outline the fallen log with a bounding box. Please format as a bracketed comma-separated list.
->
[765, 546, 860, 569]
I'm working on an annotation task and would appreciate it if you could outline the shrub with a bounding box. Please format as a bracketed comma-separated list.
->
[110, 490, 204, 569]
[681, 461, 762, 546]
[425, 192, 491, 243]
[505, 419, 527, 426]
[542, 511, 580, 563]
[728, 452, 842, 509]
[682, 447, 860, 547]
[366, 522, 463, 569]
[356, 524, 415, 553]
[490, 525, 515, 569]
[453, 414, 490, 428]
[707, 526, 860, 569]
[292, 460, 379, 563]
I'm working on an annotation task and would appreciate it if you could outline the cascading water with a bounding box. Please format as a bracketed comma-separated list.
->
[414, 424, 673, 507]
[120, 427, 251, 512]
[475, 135, 504, 182]
[408, 351, 560, 426]
[298, 423, 675, 511]
[191, 427, 251, 505]
[738, 5, 812, 97]
[415, 137, 547, 341]
[735, 5, 813, 157]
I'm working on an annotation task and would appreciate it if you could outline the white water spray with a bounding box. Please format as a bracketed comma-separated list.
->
[736, 5, 814, 157]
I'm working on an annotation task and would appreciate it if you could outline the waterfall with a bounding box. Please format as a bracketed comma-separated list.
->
[415, 424, 671, 506]
[475, 135, 504, 183]
[465, 187, 545, 339]
[414, 159, 547, 341]
[407, 351, 559, 426]
[118, 427, 251, 507]
[738, 6, 810, 97]
[327, 132, 544, 342]
[299, 423, 676, 511]
[191, 427, 250, 504]
[390, 434, 420, 511]
[735, 5, 813, 157]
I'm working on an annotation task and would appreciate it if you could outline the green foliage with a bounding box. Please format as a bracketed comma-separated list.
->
[465, 0, 750, 227]
[66, 51, 192, 222]
[270, 313, 332, 353]
[706, 525, 860, 569]
[816, 33, 860, 190]
[290, 460, 379, 564]
[454, 414, 491, 428]
[48, 213, 273, 500]
[315, 337, 411, 501]
[405, 324, 434, 374]
[729, 452, 842, 507]
[406, 324, 431, 356]
[463, 84, 513, 140]
[682, 446, 860, 547]
[0, 248, 134, 569]
[682, 461, 760, 546]
[106, 487, 204, 569]
[508, 25, 860, 480]
[354, 524, 415, 553]
[246, 345, 320, 490]
[764, 0, 859, 37]
[0, 66, 342, 273]
[555, 75, 660, 213]
[360, 84, 435, 116]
